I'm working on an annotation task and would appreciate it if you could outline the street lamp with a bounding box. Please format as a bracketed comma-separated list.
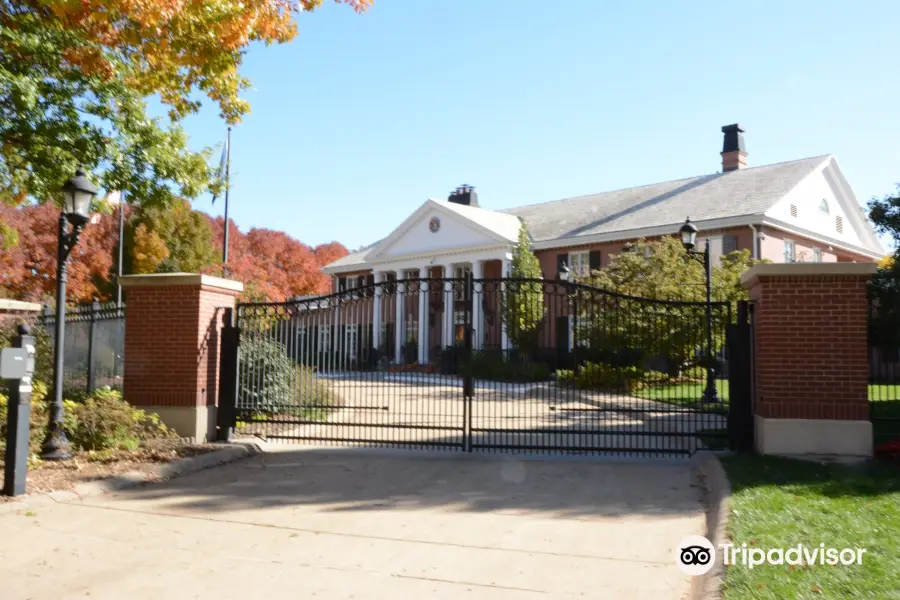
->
[678, 217, 721, 405]
[42, 169, 98, 460]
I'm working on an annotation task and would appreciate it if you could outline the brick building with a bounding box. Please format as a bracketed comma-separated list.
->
[321, 124, 885, 365]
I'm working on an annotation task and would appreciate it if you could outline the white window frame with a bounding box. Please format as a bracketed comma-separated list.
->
[568, 251, 590, 279]
[454, 265, 471, 300]
[784, 239, 796, 263]
[813, 248, 822, 263]
[344, 324, 358, 362]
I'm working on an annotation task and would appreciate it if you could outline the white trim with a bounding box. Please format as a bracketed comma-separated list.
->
[119, 273, 244, 293]
[740, 262, 878, 287]
[0, 299, 41, 313]
[529, 214, 764, 251]
[760, 217, 883, 260]
[367, 199, 516, 262]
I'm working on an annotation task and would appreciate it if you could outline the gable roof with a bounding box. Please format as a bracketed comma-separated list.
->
[503, 155, 830, 242]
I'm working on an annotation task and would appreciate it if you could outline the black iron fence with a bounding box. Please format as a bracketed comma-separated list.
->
[869, 300, 900, 453]
[223, 277, 740, 457]
[39, 300, 125, 395]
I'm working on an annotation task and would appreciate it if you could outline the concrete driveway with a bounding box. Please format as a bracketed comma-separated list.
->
[0, 448, 705, 599]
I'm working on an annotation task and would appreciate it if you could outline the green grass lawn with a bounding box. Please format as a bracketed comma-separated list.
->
[721, 455, 900, 599]
[635, 379, 730, 405]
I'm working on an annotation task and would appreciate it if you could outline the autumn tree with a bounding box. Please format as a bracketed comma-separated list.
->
[0, 200, 119, 302]
[126, 199, 217, 274]
[0, 0, 372, 210]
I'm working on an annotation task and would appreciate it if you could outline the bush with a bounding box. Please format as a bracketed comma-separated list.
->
[681, 365, 707, 381]
[65, 388, 173, 451]
[573, 362, 646, 394]
[555, 369, 574, 385]
[640, 370, 671, 386]
[238, 333, 339, 417]
[0, 385, 173, 456]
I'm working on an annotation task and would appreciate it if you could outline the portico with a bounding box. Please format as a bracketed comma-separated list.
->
[323, 189, 521, 366]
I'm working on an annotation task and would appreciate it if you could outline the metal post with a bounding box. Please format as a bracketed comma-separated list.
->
[222, 126, 232, 274]
[4, 325, 35, 496]
[116, 193, 125, 307]
[42, 213, 74, 460]
[572, 283, 580, 375]
[87, 297, 100, 392]
[702, 238, 721, 404]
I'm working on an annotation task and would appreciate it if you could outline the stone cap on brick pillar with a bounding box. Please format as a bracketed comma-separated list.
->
[740, 262, 878, 289]
[119, 273, 244, 294]
[0, 299, 42, 313]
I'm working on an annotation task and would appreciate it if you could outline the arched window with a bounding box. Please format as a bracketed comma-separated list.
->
[819, 198, 830, 215]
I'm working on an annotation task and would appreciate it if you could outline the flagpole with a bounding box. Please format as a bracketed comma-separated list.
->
[116, 192, 125, 307]
[222, 126, 231, 274]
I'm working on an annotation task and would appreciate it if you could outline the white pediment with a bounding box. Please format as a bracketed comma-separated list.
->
[375, 203, 501, 259]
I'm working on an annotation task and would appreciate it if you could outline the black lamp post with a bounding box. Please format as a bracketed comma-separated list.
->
[42, 169, 98, 461]
[678, 217, 721, 405]
[558, 262, 579, 375]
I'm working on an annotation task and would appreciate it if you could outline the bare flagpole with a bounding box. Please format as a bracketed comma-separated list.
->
[222, 126, 232, 274]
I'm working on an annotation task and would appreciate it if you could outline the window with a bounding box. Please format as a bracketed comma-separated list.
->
[813, 248, 822, 263]
[836, 216, 843, 234]
[318, 327, 331, 353]
[568, 251, 590, 279]
[784, 239, 796, 263]
[722, 235, 738, 255]
[454, 266, 471, 300]
[344, 325, 358, 362]
[819, 199, 830, 215]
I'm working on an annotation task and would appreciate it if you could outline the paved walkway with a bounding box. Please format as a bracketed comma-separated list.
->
[0, 449, 705, 599]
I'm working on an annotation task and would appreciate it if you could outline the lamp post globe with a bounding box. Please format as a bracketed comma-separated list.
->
[42, 169, 98, 461]
[679, 217, 698, 252]
[558, 262, 570, 282]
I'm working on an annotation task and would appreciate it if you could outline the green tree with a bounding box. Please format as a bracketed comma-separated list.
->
[501, 222, 545, 360]
[0, 0, 371, 210]
[868, 187, 900, 348]
[125, 200, 217, 274]
[584, 236, 762, 373]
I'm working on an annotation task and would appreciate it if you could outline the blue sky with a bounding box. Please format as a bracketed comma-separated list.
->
[181, 0, 900, 251]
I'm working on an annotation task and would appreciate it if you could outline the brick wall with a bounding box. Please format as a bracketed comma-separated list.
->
[123, 281, 239, 408]
[744, 267, 873, 421]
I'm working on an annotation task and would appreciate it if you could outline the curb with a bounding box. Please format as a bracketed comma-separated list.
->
[0, 442, 261, 514]
[689, 450, 732, 600]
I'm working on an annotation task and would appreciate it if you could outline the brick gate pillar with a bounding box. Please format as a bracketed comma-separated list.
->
[120, 273, 243, 442]
[740, 263, 877, 457]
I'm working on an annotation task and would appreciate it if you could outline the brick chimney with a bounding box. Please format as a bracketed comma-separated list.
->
[721, 124, 747, 172]
[448, 184, 479, 207]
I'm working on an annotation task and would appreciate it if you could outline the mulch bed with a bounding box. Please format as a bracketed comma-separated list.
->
[0, 443, 220, 498]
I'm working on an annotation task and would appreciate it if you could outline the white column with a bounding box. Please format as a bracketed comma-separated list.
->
[417, 266, 429, 364]
[394, 271, 404, 363]
[472, 260, 484, 351]
[443, 263, 455, 348]
[372, 271, 383, 351]
[500, 257, 511, 355]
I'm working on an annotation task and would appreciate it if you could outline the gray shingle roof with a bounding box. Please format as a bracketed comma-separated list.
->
[503, 155, 830, 242]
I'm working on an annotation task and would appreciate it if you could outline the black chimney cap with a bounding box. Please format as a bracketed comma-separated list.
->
[721, 123, 746, 154]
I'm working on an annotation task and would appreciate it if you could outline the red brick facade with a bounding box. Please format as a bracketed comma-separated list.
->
[743, 266, 874, 421]
[122, 277, 241, 409]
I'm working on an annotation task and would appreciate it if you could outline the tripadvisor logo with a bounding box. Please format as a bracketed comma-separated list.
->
[676, 536, 868, 574]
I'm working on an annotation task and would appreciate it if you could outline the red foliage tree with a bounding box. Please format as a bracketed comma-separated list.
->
[206, 216, 348, 301]
[0, 203, 123, 303]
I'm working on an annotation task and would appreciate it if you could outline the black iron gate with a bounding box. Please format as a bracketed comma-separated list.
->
[219, 277, 742, 457]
